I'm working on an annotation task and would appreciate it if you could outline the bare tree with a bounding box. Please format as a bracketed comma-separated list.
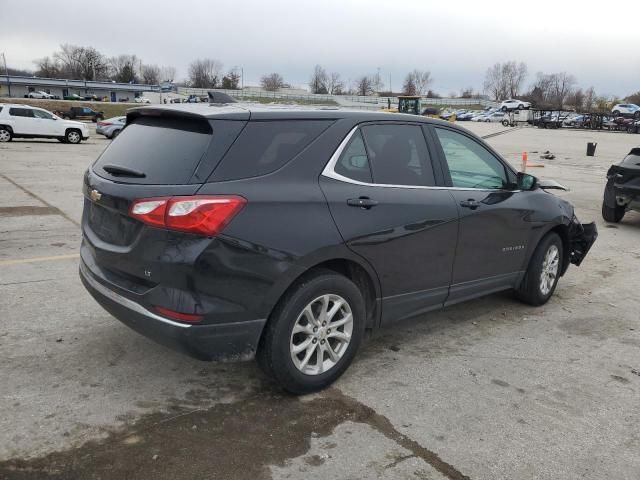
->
[53, 44, 109, 80]
[460, 87, 474, 98]
[109, 54, 139, 83]
[412, 70, 432, 95]
[402, 73, 417, 95]
[309, 65, 328, 94]
[327, 72, 344, 95]
[261, 72, 286, 91]
[583, 87, 596, 111]
[484, 61, 527, 100]
[354, 76, 374, 96]
[34, 56, 60, 78]
[159, 66, 176, 83]
[141, 64, 160, 85]
[550, 72, 576, 109]
[188, 58, 224, 88]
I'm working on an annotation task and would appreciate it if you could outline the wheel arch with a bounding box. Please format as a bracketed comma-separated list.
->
[262, 253, 381, 333]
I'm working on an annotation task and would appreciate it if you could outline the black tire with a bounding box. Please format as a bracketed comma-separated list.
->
[602, 202, 625, 223]
[517, 104, 523, 110]
[501, 106, 507, 112]
[0, 127, 12, 143]
[111, 129, 121, 139]
[515, 232, 563, 306]
[613, 110, 620, 117]
[502, 120, 510, 127]
[257, 270, 366, 394]
[65, 129, 82, 144]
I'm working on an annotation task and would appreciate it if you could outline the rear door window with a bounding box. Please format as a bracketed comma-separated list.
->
[361, 124, 436, 186]
[93, 116, 214, 185]
[210, 120, 332, 181]
[9, 108, 34, 117]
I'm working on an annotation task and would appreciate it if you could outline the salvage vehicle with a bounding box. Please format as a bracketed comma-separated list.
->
[500, 99, 531, 111]
[0, 104, 89, 143]
[79, 105, 597, 393]
[611, 103, 640, 119]
[602, 147, 640, 222]
[54, 106, 104, 122]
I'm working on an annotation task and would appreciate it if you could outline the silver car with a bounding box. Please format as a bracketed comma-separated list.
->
[96, 116, 126, 139]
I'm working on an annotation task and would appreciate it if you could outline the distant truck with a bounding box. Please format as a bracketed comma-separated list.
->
[53, 106, 104, 122]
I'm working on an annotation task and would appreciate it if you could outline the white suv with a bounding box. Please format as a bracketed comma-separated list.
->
[611, 103, 640, 118]
[500, 99, 531, 111]
[0, 104, 89, 144]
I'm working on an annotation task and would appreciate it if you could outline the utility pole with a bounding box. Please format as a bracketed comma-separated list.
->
[1, 53, 11, 98]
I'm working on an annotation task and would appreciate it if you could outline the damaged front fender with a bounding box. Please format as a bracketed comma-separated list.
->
[568, 220, 597, 266]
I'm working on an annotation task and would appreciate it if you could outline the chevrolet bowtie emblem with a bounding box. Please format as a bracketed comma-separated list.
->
[90, 189, 102, 202]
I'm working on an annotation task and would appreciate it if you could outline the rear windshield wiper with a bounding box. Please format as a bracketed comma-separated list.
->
[101, 164, 146, 178]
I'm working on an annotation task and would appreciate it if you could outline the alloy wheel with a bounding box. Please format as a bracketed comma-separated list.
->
[540, 245, 559, 295]
[67, 131, 81, 144]
[0, 129, 10, 142]
[290, 294, 353, 375]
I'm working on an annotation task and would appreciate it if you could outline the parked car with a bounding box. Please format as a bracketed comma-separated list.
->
[0, 104, 89, 144]
[626, 120, 640, 134]
[471, 113, 489, 122]
[563, 114, 584, 127]
[96, 116, 126, 139]
[134, 96, 151, 104]
[500, 99, 531, 111]
[54, 106, 104, 122]
[484, 112, 507, 123]
[63, 94, 83, 101]
[602, 147, 640, 222]
[79, 105, 597, 393]
[26, 91, 55, 99]
[611, 103, 640, 119]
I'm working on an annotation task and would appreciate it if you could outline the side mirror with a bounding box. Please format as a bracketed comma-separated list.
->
[517, 172, 538, 191]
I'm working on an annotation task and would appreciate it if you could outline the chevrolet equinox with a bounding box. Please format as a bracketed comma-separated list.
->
[80, 105, 597, 393]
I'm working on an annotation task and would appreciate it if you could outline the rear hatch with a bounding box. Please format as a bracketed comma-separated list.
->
[81, 107, 248, 296]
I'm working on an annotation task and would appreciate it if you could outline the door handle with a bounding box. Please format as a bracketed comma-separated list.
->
[460, 199, 480, 210]
[347, 197, 378, 209]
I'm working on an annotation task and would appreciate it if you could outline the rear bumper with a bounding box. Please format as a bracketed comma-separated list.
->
[79, 261, 266, 361]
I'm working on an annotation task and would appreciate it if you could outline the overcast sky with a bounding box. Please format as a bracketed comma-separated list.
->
[2, 0, 639, 96]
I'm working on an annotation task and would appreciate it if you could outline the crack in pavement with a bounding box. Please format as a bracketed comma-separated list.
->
[0, 173, 80, 227]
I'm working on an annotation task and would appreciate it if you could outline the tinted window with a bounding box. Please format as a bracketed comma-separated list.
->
[94, 116, 213, 185]
[211, 120, 332, 181]
[435, 128, 508, 189]
[9, 108, 34, 118]
[334, 130, 372, 183]
[361, 124, 435, 186]
[33, 109, 54, 119]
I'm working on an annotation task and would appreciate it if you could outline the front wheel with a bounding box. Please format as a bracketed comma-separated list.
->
[516, 232, 563, 306]
[257, 270, 366, 394]
[502, 119, 510, 127]
[501, 106, 507, 112]
[613, 110, 620, 117]
[65, 129, 82, 144]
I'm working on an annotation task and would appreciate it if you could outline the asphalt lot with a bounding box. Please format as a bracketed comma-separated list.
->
[1, 121, 639, 480]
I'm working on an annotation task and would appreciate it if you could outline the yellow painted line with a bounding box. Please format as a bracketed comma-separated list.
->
[0, 253, 79, 266]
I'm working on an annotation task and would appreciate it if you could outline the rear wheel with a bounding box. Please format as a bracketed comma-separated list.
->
[502, 119, 510, 127]
[602, 202, 625, 223]
[516, 232, 562, 306]
[257, 270, 366, 394]
[111, 129, 121, 139]
[65, 129, 82, 144]
[613, 110, 620, 116]
[501, 106, 507, 112]
[0, 127, 12, 142]
[517, 104, 523, 110]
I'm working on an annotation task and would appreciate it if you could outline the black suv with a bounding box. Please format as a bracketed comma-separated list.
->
[80, 105, 597, 393]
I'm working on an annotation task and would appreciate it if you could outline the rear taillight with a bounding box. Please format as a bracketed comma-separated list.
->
[129, 195, 246, 236]
[98, 122, 111, 127]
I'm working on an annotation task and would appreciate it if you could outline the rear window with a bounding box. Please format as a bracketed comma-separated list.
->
[210, 120, 332, 181]
[93, 116, 213, 185]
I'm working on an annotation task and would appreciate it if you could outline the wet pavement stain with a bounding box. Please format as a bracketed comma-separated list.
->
[0, 388, 470, 480]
